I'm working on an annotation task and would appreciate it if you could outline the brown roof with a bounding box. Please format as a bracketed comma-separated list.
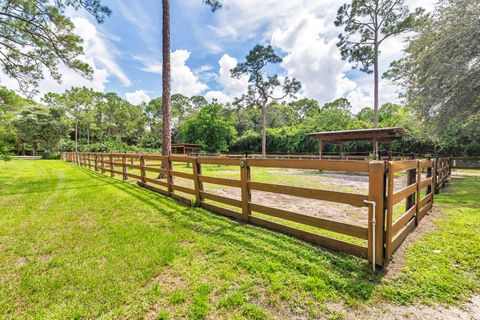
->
[307, 127, 405, 143]
[172, 143, 202, 148]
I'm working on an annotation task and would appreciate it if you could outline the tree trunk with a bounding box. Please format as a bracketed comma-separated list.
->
[159, 0, 171, 178]
[87, 122, 90, 145]
[373, 43, 379, 128]
[162, 0, 171, 159]
[373, 40, 379, 159]
[75, 120, 78, 152]
[261, 103, 267, 159]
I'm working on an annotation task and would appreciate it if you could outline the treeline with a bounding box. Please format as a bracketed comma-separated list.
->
[1, 85, 478, 159]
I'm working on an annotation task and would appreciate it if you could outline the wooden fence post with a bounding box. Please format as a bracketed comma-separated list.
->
[415, 160, 421, 225]
[166, 157, 173, 196]
[368, 160, 386, 267]
[427, 160, 434, 205]
[434, 158, 439, 194]
[101, 153, 105, 174]
[448, 157, 452, 181]
[406, 167, 417, 212]
[240, 159, 251, 222]
[110, 152, 114, 177]
[192, 158, 203, 206]
[122, 153, 127, 181]
[140, 154, 146, 185]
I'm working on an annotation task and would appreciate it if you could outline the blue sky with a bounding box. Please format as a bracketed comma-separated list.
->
[3, 0, 436, 112]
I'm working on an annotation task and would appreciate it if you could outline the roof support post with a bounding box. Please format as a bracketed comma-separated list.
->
[319, 139, 323, 159]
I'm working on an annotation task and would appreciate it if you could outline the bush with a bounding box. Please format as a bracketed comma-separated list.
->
[42, 152, 61, 160]
[0, 141, 11, 161]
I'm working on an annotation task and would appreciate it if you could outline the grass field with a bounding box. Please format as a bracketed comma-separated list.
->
[0, 160, 478, 319]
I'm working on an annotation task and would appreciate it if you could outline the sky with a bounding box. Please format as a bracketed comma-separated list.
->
[1, 0, 437, 113]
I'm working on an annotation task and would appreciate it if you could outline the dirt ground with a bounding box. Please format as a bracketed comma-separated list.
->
[346, 295, 480, 320]
[204, 170, 409, 227]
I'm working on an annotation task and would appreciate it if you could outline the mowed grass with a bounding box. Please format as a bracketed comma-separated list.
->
[0, 161, 478, 319]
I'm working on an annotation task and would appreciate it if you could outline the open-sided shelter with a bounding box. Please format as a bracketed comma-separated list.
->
[171, 143, 202, 155]
[307, 127, 405, 160]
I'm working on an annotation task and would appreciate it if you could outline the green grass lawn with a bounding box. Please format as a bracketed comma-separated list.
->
[0, 160, 478, 319]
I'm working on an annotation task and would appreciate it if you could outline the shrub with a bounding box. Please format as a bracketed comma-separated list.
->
[42, 151, 61, 160]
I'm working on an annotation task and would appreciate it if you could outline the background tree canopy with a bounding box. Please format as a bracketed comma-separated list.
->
[387, 0, 480, 155]
[0, 0, 478, 159]
[0, 0, 111, 95]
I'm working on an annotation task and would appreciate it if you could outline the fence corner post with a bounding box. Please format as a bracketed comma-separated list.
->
[240, 158, 251, 223]
[368, 160, 386, 267]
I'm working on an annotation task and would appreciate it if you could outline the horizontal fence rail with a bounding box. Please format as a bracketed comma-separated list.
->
[62, 152, 474, 268]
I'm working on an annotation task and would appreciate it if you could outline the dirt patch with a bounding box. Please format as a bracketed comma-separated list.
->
[208, 186, 368, 226]
[174, 170, 412, 227]
[349, 295, 480, 320]
[37, 253, 56, 263]
[15, 257, 28, 267]
[144, 270, 188, 320]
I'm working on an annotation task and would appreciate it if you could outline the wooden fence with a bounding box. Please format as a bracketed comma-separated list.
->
[192, 152, 411, 161]
[62, 152, 475, 268]
[385, 160, 435, 259]
[450, 157, 480, 170]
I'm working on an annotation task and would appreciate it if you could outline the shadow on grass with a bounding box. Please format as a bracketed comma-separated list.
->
[72, 164, 382, 302]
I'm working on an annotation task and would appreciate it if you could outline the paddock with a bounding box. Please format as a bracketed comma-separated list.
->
[62, 152, 479, 268]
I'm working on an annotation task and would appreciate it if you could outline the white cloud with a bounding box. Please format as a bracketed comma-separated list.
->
[133, 50, 209, 97]
[217, 54, 249, 98]
[204, 90, 231, 104]
[271, 12, 348, 103]
[171, 50, 209, 96]
[125, 89, 151, 105]
[205, 54, 249, 103]
[72, 18, 131, 87]
[196, 0, 436, 112]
